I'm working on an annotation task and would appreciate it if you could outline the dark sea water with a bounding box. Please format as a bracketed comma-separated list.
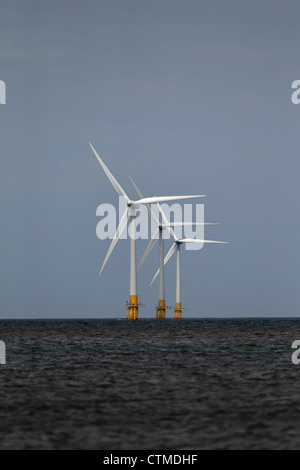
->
[1, 318, 300, 450]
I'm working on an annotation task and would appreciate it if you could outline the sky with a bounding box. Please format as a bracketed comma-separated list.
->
[0, 0, 299, 318]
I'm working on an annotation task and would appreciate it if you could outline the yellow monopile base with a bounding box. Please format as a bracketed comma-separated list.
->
[127, 295, 139, 320]
[156, 299, 166, 319]
[174, 302, 182, 319]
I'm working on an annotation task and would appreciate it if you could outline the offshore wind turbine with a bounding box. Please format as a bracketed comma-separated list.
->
[150, 204, 228, 319]
[89, 143, 206, 320]
[130, 176, 221, 319]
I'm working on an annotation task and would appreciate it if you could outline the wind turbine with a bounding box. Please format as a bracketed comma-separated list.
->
[130, 176, 221, 319]
[150, 203, 228, 319]
[89, 143, 206, 320]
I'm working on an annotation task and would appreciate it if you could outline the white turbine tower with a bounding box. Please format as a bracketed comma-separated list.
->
[130, 176, 221, 319]
[150, 204, 228, 319]
[89, 143, 206, 320]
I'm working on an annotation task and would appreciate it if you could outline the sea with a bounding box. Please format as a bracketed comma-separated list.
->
[0, 318, 300, 450]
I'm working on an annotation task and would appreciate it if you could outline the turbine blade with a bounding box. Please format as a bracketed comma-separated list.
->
[129, 175, 160, 225]
[135, 195, 206, 205]
[180, 238, 229, 244]
[150, 242, 176, 285]
[164, 241, 177, 264]
[99, 208, 129, 275]
[162, 222, 222, 227]
[137, 230, 159, 271]
[157, 202, 177, 241]
[150, 268, 160, 286]
[89, 143, 129, 202]
[128, 174, 144, 200]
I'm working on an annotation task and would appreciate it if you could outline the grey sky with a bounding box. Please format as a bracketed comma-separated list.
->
[0, 0, 299, 318]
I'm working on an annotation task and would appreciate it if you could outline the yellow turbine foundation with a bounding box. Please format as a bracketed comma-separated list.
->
[174, 302, 182, 319]
[127, 295, 139, 320]
[156, 299, 166, 319]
